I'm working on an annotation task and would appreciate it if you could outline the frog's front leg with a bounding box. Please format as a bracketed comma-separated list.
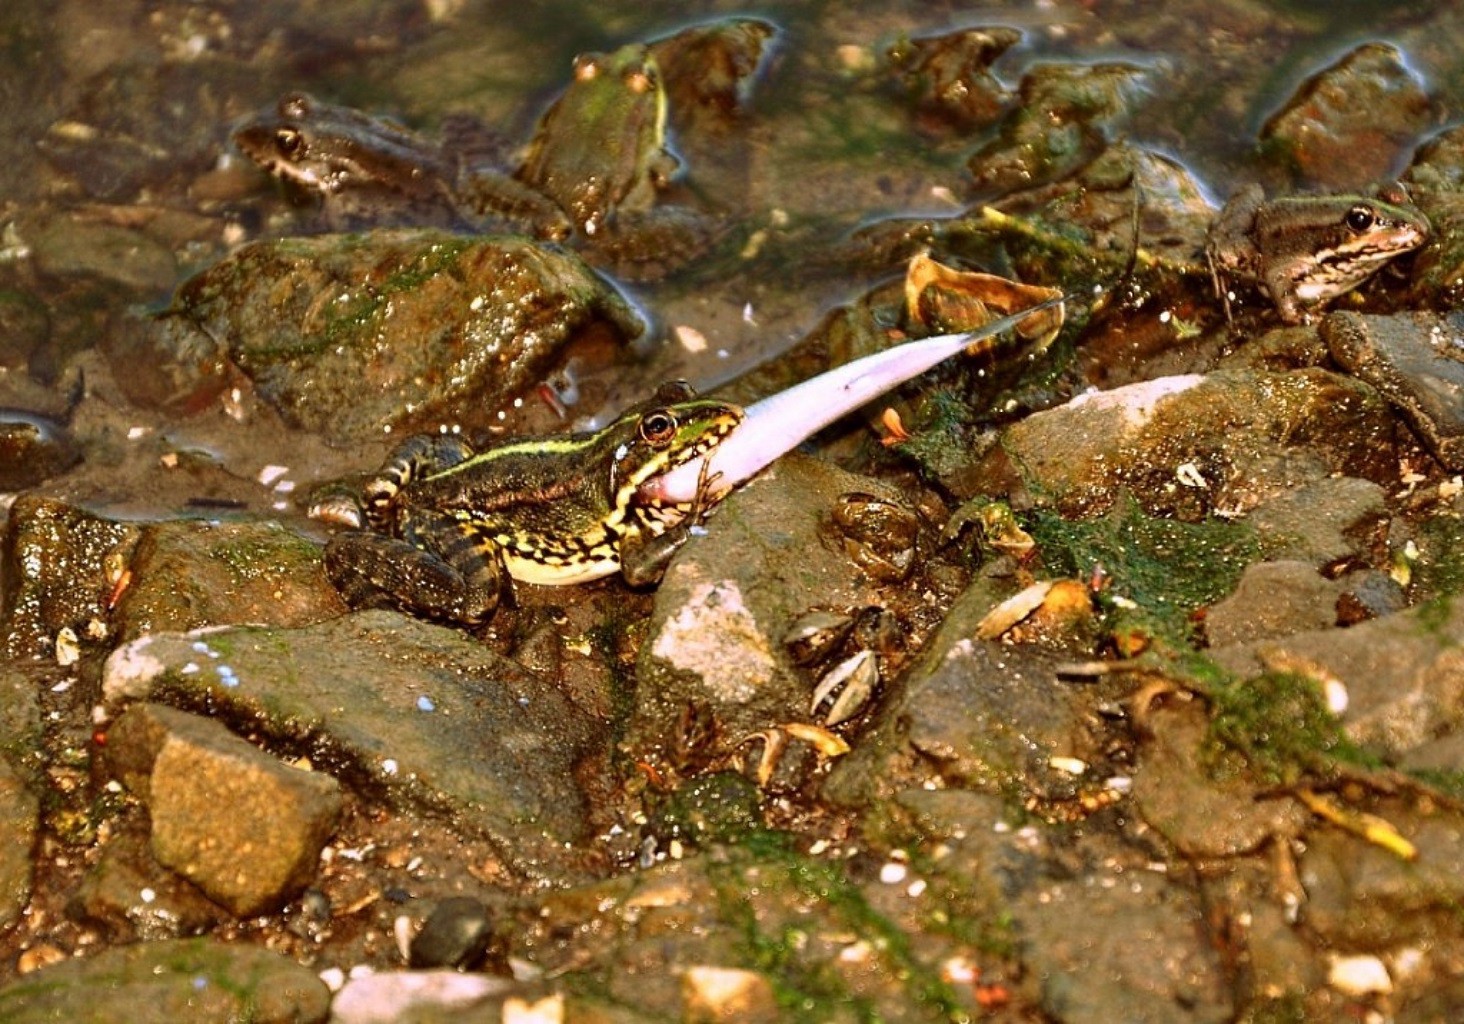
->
[364, 434, 476, 530]
[619, 463, 723, 587]
[325, 510, 506, 624]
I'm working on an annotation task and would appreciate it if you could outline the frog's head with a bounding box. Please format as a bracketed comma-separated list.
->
[233, 92, 451, 198]
[603, 381, 743, 527]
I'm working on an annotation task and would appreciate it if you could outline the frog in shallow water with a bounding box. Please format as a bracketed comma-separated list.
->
[1205, 183, 1430, 324]
[233, 92, 571, 238]
[234, 42, 702, 268]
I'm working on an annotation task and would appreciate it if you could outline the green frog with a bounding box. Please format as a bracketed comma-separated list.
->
[1205, 183, 1430, 324]
[323, 382, 741, 624]
[320, 300, 1064, 625]
[235, 42, 683, 249]
[515, 43, 679, 237]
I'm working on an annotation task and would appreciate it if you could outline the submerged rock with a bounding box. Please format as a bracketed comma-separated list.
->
[1260, 42, 1434, 190]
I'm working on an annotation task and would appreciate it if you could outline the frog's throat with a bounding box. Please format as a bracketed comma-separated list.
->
[642, 296, 1067, 505]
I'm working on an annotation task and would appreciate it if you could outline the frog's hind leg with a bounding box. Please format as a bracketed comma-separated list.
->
[324, 515, 504, 624]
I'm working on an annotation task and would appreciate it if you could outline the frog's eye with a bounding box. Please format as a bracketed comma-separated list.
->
[275, 128, 305, 157]
[1344, 206, 1376, 233]
[639, 409, 679, 446]
[626, 68, 655, 94]
[572, 54, 602, 82]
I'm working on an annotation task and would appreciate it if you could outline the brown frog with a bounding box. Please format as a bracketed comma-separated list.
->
[1205, 183, 1430, 324]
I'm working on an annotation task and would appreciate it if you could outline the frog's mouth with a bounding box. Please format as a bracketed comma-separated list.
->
[640, 297, 1066, 506]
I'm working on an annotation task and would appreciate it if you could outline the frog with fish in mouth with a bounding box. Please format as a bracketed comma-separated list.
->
[1205, 183, 1430, 324]
[234, 41, 703, 266]
[319, 299, 1065, 624]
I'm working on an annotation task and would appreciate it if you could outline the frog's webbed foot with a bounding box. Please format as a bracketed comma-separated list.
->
[325, 516, 504, 625]
[363, 434, 476, 530]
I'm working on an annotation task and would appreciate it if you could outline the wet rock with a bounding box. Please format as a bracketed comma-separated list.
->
[1020, 858, 1233, 1023]
[1300, 807, 1464, 949]
[1, 495, 140, 659]
[330, 970, 514, 1024]
[967, 62, 1147, 196]
[0, 409, 81, 491]
[824, 577, 1099, 809]
[1132, 694, 1306, 858]
[1260, 42, 1434, 190]
[409, 896, 495, 969]
[0, 936, 330, 1023]
[885, 26, 1019, 131]
[1204, 561, 1344, 647]
[0, 669, 38, 932]
[112, 519, 346, 641]
[68, 831, 226, 940]
[1243, 476, 1387, 567]
[1322, 310, 1464, 470]
[0, 286, 50, 370]
[682, 965, 779, 1023]
[896, 789, 1233, 1024]
[1335, 570, 1407, 625]
[953, 368, 1397, 519]
[105, 702, 343, 916]
[631, 455, 907, 765]
[102, 610, 597, 873]
[165, 230, 646, 443]
[1210, 598, 1464, 758]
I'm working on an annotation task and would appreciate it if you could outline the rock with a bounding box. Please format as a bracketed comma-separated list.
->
[682, 965, 779, 1023]
[1242, 476, 1387, 567]
[111, 519, 346, 641]
[630, 454, 908, 765]
[165, 231, 647, 443]
[1322, 311, 1464, 470]
[1210, 598, 1464, 758]
[102, 309, 238, 415]
[895, 792, 1233, 1024]
[824, 577, 1101, 809]
[1260, 42, 1434, 190]
[68, 831, 226, 940]
[101, 610, 597, 873]
[1300, 808, 1464, 949]
[953, 368, 1397, 519]
[1203, 561, 1344, 647]
[27, 209, 179, 294]
[409, 896, 495, 969]
[105, 703, 343, 916]
[0, 668, 39, 932]
[1131, 694, 1306, 858]
[1, 496, 140, 659]
[0, 937, 330, 1023]
[0, 761, 36, 933]
[329, 970, 514, 1024]
[1335, 570, 1407, 625]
